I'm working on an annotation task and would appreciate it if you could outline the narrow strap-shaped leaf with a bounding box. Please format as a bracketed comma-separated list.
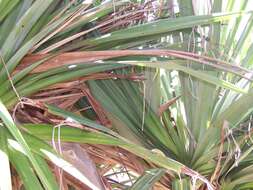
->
[0, 5, 73, 82]
[2, 64, 126, 107]
[0, 125, 12, 190]
[1, 0, 54, 61]
[8, 146, 45, 190]
[129, 168, 166, 190]
[0, 0, 20, 22]
[0, 100, 58, 190]
[116, 61, 248, 93]
[64, 11, 253, 51]
[46, 103, 123, 139]
[213, 89, 253, 127]
[22, 123, 185, 172]
[22, 121, 212, 188]
[0, 54, 58, 97]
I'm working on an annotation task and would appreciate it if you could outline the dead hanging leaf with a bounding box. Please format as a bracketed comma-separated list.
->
[62, 143, 106, 190]
[17, 50, 252, 81]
